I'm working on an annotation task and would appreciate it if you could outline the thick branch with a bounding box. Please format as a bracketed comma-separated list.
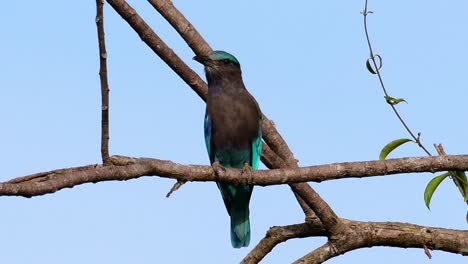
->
[147, 0, 211, 55]
[293, 219, 468, 263]
[2, 155, 468, 197]
[96, 0, 111, 165]
[241, 218, 468, 264]
[290, 184, 340, 233]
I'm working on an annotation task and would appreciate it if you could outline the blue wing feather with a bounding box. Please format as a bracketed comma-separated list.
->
[251, 120, 262, 170]
[204, 112, 213, 163]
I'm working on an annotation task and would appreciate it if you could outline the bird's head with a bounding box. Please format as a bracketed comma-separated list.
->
[193, 50, 241, 76]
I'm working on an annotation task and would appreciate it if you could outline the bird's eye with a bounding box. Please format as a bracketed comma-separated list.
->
[222, 59, 230, 64]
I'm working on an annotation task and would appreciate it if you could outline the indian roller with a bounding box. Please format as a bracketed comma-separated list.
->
[194, 50, 262, 248]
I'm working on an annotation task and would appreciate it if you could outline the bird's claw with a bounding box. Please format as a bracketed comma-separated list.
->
[241, 163, 254, 185]
[212, 161, 226, 180]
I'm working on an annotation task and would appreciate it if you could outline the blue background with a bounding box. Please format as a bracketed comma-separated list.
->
[1, 1, 467, 263]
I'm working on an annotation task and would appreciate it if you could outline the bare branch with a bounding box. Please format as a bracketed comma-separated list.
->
[260, 142, 288, 168]
[165, 180, 185, 198]
[147, 0, 211, 55]
[96, 0, 111, 165]
[241, 221, 326, 264]
[260, 116, 298, 166]
[2, 155, 468, 197]
[241, 218, 468, 264]
[293, 243, 335, 264]
[290, 184, 341, 233]
[293, 219, 468, 263]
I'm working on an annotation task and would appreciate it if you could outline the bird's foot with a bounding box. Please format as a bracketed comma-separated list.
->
[241, 163, 254, 185]
[212, 161, 226, 180]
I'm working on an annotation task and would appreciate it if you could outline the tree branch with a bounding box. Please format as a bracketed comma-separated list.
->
[240, 218, 468, 264]
[241, 221, 326, 264]
[147, 0, 211, 55]
[290, 183, 341, 233]
[293, 243, 335, 264]
[293, 219, 468, 263]
[96, 0, 111, 165]
[2, 155, 468, 197]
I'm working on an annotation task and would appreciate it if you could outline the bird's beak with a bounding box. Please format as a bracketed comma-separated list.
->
[193, 54, 210, 66]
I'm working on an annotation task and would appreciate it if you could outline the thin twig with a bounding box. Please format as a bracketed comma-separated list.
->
[96, 0, 111, 165]
[165, 180, 185, 197]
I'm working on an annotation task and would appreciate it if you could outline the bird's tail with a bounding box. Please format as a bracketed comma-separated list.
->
[230, 205, 250, 248]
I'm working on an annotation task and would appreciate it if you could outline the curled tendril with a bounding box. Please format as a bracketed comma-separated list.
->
[366, 54, 383, 74]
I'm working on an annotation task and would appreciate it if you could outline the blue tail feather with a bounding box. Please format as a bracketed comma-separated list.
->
[230, 205, 250, 248]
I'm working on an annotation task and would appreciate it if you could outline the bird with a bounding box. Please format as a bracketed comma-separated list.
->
[194, 50, 262, 248]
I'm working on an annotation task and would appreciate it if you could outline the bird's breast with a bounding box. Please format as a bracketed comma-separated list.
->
[207, 93, 260, 150]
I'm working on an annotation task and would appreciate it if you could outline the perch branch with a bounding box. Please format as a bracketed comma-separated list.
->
[2, 155, 468, 197]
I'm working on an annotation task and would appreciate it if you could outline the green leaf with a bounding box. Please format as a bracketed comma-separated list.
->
[379, 138, 413, 160]
[424, 172, 451, 210]
[453, 171, 468, 202]
[384, 95, 407, 105]
[366, 59, 377, 74]
[365, 55, 383, 74]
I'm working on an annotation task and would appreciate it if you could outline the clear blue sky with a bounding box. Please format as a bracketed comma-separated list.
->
[1, 1, 467, 263]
